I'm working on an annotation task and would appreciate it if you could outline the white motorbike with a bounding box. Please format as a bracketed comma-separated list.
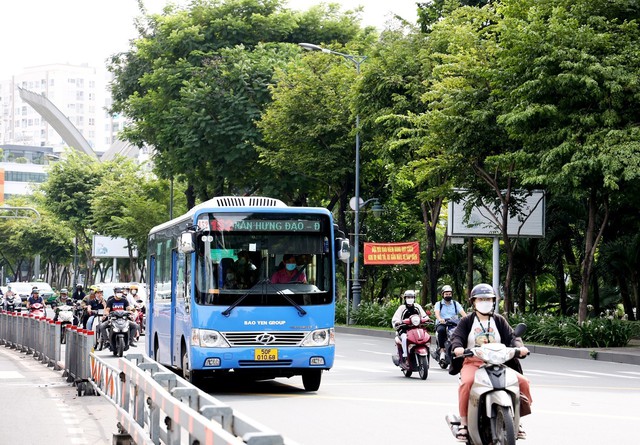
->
[446, 324, 528, 445]
[55, 301, 76, 344]
[1, 294, 22, 312]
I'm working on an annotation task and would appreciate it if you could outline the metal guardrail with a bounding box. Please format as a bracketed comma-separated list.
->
[1, 310, 286, 445]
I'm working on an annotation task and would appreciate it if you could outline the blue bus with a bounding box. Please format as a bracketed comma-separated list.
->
[146, 196, 349, 390]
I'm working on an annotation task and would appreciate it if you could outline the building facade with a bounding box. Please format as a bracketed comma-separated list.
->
[0, 63, 126, 152]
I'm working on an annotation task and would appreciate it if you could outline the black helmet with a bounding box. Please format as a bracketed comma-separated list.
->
[470, 283, 496, 302]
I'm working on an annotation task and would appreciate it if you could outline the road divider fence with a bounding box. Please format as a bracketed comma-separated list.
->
[1, 309, 286, 444]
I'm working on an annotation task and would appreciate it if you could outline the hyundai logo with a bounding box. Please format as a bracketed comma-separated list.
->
[256, 333, 277, 345]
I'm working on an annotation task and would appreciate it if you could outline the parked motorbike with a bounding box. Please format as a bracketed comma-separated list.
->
[28, 302, 46, 318]
[107, 310, 132, 357]
[391, 314, 432, 380]
[2, 294, 22, 312]
[432, 318, 459, 369]
[55, 299, 77, 344]
[445, 324, 528, 445]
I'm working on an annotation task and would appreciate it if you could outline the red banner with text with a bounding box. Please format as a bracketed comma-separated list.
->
[363, 242, 420, 265]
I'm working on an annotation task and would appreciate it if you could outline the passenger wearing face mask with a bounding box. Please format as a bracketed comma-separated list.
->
[434, 284, 467, 362]
[449, 283, 532, 441]
[270, 254, 307, 284]
[391, 290, 428, 370]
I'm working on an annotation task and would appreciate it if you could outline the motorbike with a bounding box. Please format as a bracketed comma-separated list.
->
[391, 314, 432, 380]
[133, 299, 145, 337]
[2, 294, 22, 312]
[55, 299, 77, 344]
[107, 310, 133, 357]
[445, 324, 528, 445]
[87, 308, 105, 348]
[432, 318, 459, 369]
[28, 302, 46, 318]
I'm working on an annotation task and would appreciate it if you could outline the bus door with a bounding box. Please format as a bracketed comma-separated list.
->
[169, 249, 180, 365]
[171, 250, 188, 365]
[147, 255, 156, 358]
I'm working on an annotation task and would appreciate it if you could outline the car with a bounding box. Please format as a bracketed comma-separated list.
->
[6, 281, 55, 304]
[97, 282, 147, 304]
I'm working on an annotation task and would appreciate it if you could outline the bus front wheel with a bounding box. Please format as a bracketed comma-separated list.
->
[181, 346, 202, 386]
[302, 369, 322, 391]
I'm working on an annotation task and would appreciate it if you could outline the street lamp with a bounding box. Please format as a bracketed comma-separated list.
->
[299, 43, 369, 312]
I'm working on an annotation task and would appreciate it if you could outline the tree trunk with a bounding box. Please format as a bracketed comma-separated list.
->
[421, 199, 444, 306]
[616, 273, 635, 321]
[555, 249, 568, 315]
[466, 238, 474, 300]
[578, 191, 608, 323]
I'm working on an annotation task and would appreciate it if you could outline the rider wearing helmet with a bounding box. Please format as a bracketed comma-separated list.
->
[449, 284, 532, 441]
[98, 286, 140, 350]
[391, 290, 428, 370]
[27, 287, 44, 310]
[72, 283, 86, 302]
[434, 284, 467, 361]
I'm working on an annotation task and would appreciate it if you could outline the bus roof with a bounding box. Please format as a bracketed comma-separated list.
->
[149, 196, 290, 235]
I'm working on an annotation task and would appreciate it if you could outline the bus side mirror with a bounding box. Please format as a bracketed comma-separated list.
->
[179, 231, 196, 254]
[336, 238, 351, 263]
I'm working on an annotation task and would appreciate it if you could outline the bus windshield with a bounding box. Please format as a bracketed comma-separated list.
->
[193, 212, 333, 307]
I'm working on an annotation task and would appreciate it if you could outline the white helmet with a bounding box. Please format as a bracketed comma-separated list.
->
[403, 290, 416, 306]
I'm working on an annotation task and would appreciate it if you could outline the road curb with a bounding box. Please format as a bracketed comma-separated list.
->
[336, 326, 640, 366]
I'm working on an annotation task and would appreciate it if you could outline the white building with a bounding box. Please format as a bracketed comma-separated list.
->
[0, 63, 124, 153]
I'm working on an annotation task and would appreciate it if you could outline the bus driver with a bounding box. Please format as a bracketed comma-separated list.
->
[271, 254, 307, 284]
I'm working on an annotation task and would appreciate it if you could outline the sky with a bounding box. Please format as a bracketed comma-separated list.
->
[0, 0, 419, 80]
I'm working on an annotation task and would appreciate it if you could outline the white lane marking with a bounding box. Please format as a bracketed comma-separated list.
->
[527, 369, 594, 378]
[70, 439, 88, 444]
[360, 349, 391, 356]
[620, 371, 640, 376]
[0, 371, 24, 379]
[67, 428, 84, 434]
[335, 365, 392, 373]
[570, 370, 640, 379]
[64, 418, 80, 425]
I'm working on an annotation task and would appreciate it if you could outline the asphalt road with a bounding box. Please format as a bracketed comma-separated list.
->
[208, 332, 640, 445]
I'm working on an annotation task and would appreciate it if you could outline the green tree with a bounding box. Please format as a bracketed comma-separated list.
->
[497, 0, 640, 322]
[90, 157, 177, 281]
[38, 150, 102, 282]
[108, 0, 363, 208]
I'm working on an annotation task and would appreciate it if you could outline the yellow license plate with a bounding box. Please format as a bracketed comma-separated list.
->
[255, 348, 278, 361]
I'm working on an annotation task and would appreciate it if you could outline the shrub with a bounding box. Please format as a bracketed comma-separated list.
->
[508, 313, 638, 348]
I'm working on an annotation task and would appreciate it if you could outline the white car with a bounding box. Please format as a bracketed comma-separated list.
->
[97, 282, 147, 304]
[6, 281, 55, 304]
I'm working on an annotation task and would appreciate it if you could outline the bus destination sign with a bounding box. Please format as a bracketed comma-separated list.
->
[210, 219, 320, 232]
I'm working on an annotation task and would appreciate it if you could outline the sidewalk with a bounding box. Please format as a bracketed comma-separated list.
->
[335, 326, 640, 366]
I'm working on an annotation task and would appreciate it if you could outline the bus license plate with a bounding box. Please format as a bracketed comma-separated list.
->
[255, 348, 278, 361]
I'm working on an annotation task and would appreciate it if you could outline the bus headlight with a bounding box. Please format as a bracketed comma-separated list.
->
[191, 329, 230, 348]
[301, 328, 334, 347]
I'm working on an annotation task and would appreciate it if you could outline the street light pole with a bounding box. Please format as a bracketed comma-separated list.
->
[299, 43, 368, 313]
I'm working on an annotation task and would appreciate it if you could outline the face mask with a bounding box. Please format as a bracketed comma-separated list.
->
[405, 298, 415, 305]
[444, 296, 452, 302]
[226, 273, 235, 281]
[475, 301, 494, 314]
[115, 293, 123, 298]
[239, 258, 246, 265]
[131, 290, 137, 295]
[286, 263, 297, 271]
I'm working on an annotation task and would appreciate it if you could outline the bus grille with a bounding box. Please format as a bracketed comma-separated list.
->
[223, 331, 307, 346]
[237, 360, 293, 367]
[212, 196, 286, 208]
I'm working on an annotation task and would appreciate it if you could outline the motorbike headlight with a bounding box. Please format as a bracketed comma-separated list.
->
[191, 329, 230, 348]
[302, 328, 334, 347]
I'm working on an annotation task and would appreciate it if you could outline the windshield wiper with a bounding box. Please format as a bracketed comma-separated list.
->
[221, 279, 308, 317]
[221, 288, 253, 317]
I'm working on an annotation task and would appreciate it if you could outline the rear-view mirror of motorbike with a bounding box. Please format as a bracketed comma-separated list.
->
[513, 323, 527, 338]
